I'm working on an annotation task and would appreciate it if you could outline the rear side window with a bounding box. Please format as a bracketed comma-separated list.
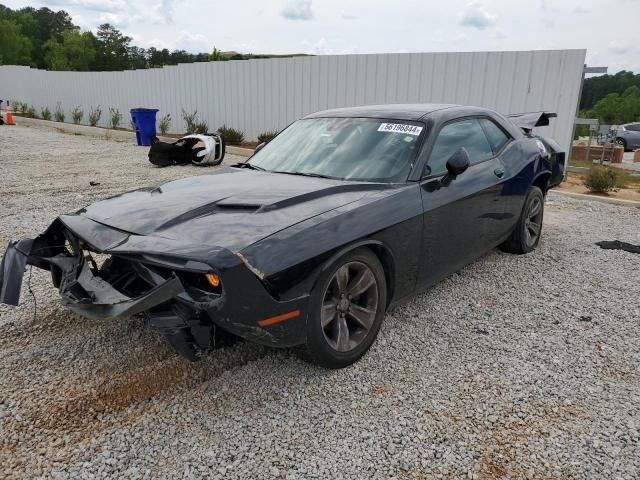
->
[626, 123, 640, 132]
[427, 119, 493, 175]
[479, 118, 510, 153]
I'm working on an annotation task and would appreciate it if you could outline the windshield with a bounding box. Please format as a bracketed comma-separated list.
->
[247, 117, 424, 181]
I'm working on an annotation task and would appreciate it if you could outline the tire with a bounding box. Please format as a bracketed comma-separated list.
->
[499, 186, 544, 254]
[615, 138, 627, 151]
[305, 248, 387, 369]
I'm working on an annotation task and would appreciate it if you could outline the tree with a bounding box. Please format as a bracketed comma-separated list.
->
[581, 71, 640, 111]
[210, 47, 226, 61]
[0, 19, 32, 65]
[19, 7, 77, 68]
[94, 23, 131, 71]
[127, 46, 148, 69]
[44, 29, 96, 71]
[148, 47, 171, 67]
[586, 86, 640, 124]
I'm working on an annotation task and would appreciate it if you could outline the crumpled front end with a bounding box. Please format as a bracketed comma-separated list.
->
[0, 215, 308, 360]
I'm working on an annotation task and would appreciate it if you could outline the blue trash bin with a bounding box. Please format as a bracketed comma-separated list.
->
[130, 108, 159, 146]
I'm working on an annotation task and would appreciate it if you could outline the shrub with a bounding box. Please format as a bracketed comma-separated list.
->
[181, 109, 210, 135]
[88, 105, 102, 126]
[71, 106, 83, 124]
[26, 105, 37, 118]
[12, 101, 23, 113]
[218, 125, 245, 145]
[158, 113, 171, 135]
[193, 120, 208, 134]
[40, 106, 52, 121]
[182, 109, 198, 134]
[109, 107, 122, 128]
[257, 130, 279, 144]
[583, 167, 618, 193]
[19, 102, 28, 114]
[54, 102, 65, 122]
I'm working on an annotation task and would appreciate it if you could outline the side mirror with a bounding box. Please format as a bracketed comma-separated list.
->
[442, 147, 470, 186]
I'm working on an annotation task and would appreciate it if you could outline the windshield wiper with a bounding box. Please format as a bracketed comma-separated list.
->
[271, 170, 340, 180]
[232, 162, 265, 171]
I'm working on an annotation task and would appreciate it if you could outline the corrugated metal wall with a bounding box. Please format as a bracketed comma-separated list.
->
[0, 49, 585, 151]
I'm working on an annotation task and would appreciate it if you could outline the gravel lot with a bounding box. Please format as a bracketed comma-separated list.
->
[1, 124, 639, 479]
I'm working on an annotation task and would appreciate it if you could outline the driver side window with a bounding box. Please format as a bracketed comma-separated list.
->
[427, 118, 494, 176]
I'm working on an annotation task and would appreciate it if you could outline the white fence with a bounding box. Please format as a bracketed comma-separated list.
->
[0, 49, 585, 150]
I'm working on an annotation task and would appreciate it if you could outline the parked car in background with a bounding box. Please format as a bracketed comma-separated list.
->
[0, 104, 565, 368]
[616, 122, 640, 151]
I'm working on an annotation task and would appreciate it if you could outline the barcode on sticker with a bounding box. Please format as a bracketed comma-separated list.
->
[377, 123, 423, 136]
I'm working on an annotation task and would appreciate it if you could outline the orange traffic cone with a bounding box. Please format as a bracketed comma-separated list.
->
[5, 110, 14, 125]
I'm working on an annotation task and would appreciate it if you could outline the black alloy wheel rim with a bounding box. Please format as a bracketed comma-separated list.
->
[321, 261, 379, 352]
[524, 195, 543, 247]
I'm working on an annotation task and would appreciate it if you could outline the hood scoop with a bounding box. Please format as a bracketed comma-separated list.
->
[155, 200, 262, 231]
[79, 169, 391, 250]
[215, 201, 262, 211]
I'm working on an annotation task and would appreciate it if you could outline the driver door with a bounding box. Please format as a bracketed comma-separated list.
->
[417, 118, 506, 289]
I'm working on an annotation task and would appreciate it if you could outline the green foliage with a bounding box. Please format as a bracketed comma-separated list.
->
[94, 23, 131, 71]
[108, 107, 122, 128]
[158, 114, 171, 135]
[12, 101, 23, 113]
[19, 102, 28, 114]
[583, 167, 618, 193]
[40, 106, 52, 121]
[194, 120, 208, 134]
[44, 29, 96, 71]
[182, 109, 199, 134]
[573, 124, 589, 140]
[209, 47, 228, 62]
[54, 102, 65, 122]
[584, 86, 640, 125]
[26, 105, 37, 118]
[71, 105, 83, 124]
[0, 18, 32, 65]
[88, 105, 101, 126]
[0, 6, 74, 68]
[257, 130, 279, 144]
[581, 71, 640, 111]
[0, 5, 308, 71]
[218, 125, 245, 145]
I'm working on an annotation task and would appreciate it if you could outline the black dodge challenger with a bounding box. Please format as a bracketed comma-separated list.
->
[0, 104, 564, 368]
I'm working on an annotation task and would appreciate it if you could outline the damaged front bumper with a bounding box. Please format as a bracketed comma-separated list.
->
[0, 215, 308, 360]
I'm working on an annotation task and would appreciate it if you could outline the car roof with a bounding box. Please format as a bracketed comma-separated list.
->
[303, 103, 462, 121]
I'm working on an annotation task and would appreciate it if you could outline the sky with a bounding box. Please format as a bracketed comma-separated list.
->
[4, 0, 639, 74]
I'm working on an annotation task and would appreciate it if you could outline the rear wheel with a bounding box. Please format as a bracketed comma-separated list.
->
[499, 186, 544, 254]
[615, 138, 627, 151]
[306, 248, 387, 369]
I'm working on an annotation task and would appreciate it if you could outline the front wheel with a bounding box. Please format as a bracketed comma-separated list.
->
[499, 186, 544, 254]
[615, 138, 627, 151]
[305, 248, 387, 369]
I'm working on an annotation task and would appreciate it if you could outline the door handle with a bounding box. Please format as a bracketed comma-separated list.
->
[494, 167, 505, 178]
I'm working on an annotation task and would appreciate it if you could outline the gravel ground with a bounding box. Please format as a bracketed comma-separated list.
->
[1, 124, 639, 479]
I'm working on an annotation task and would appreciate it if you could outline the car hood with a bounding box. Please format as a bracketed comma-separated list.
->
[79, 167, 386, 252]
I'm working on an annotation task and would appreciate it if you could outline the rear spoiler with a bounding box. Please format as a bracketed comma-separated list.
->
[507, 111, 557, 133]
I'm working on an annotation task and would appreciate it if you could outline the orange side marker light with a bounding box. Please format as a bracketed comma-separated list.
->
[205, 273, 221, 288]
[257, 310, 301, 327]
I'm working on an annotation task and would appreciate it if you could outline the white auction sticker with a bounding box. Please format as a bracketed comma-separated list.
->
[377, 123, 423, 136]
